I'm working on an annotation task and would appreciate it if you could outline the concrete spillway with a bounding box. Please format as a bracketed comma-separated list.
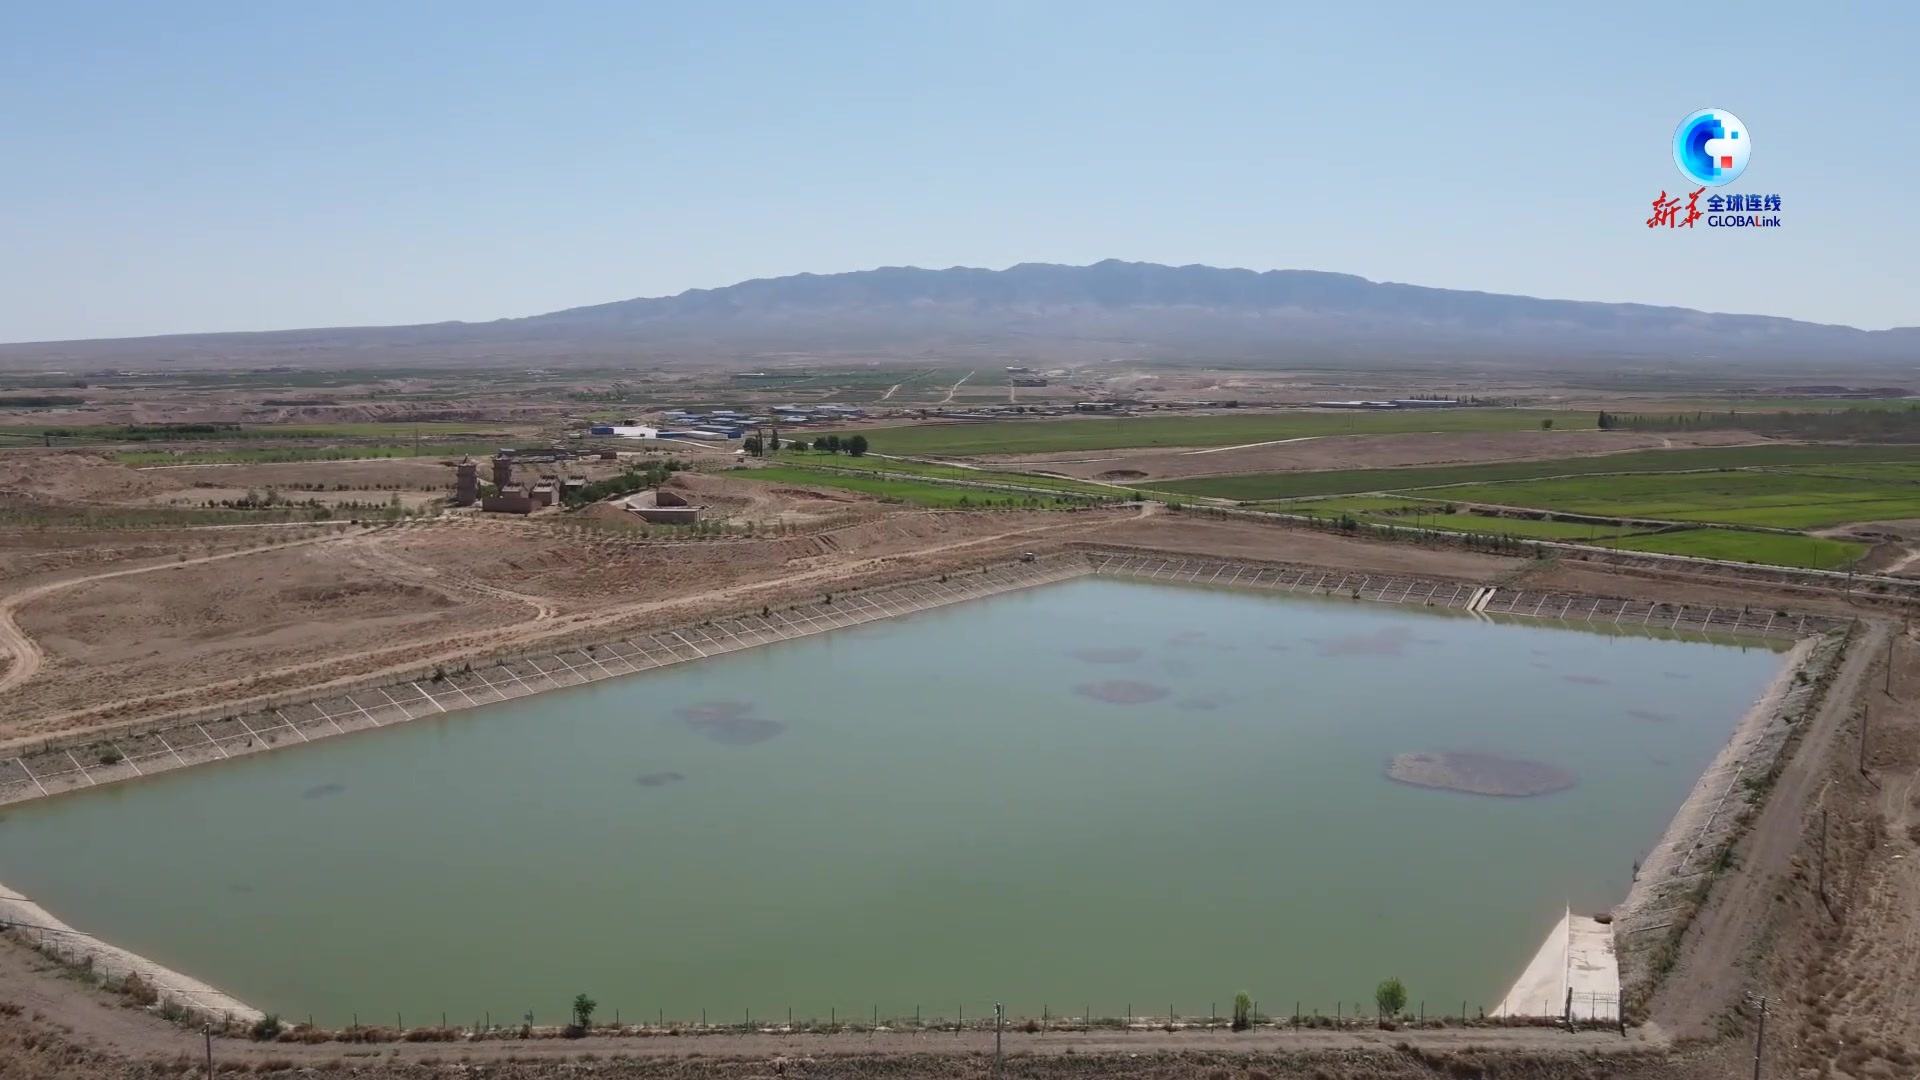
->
[1495, 907, 1619, 1022]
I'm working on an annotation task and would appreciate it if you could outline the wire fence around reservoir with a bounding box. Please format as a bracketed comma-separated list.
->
[185, 991, 1626, 1045]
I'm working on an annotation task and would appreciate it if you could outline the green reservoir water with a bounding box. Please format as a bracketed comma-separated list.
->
[0, 577, 1785, 1025]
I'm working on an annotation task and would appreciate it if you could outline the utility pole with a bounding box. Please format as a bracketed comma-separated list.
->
[1860, 701, 1870, 775]
[1818, 806, 1828, 902]
[993, 1002, 1003, 1080]
[1751, 995, 1767, 1080]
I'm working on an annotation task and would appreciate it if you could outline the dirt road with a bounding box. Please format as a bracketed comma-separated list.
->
[1, 509, 1144, 750]
[939, 370, 974, 404]
[0, 936, 1651, 1069]
[1648, 620, 1886, 1038]
[0, 529, 364, 698]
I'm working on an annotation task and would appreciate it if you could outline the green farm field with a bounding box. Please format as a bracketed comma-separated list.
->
[1245, 495, 1449, 516]
[1253, 497, 1646, 540]
[1622, 398, 1920, 413]
[117, 442, 506, 466]
[733, 466, 1079, 508]
[1594, 529, 1868, 570]
[2, 421, 520, 442]
[1374, 513, 1644, 540]
[1154, 443, 1920, 501]
[773, 452, 1118, 495]
[834, 408, 1572, 456]
[1436, 471, 1920, 530]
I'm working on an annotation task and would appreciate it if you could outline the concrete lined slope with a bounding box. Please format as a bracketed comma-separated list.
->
[0, 888, 261, 1022]
[1497, 907, 1619, 1021]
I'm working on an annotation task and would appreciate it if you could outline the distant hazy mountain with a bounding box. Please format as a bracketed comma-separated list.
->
[5, 260, 1916, 370]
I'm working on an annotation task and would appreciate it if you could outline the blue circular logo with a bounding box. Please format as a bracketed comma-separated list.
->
[1673, 109, 1750, 187]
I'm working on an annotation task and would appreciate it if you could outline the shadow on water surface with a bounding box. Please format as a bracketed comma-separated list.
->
[1311, 626, 1420, 657]
[1074, 680, 1171, 705]
[674, 702, 787, 746]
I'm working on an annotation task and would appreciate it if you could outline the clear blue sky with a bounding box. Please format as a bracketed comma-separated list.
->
[1, 1, 1913, 342]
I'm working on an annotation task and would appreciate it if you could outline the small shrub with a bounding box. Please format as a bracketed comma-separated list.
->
[250, 1014, 283, 1041]
[1375, 978, 1408, 1019]
[120, 972, 160, 1006]
[98, 749, 123, 766]
[1231, 992, 1253, 1031]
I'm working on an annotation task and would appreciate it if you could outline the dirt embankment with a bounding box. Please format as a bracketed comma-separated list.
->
[5, 506, 1895, 750]
[0, 453, 187, 503]
[0, 933, 1696, 1080]
[977, 429, 1766, 482]
[1087, 515, 1526, 579]
[1713, 623, 1920, 1077]
[0, 508, 1130, 746]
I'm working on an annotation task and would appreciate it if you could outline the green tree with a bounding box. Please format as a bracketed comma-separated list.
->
[571, 993, 597, 1031]
[811, 437, 828, 452]
[743, 435, 763, 457]
[1540, 418, 1554, 430]
[1374, 978, 1406, 1020]
[825, 434, 843, 453]
[846, 434, 869, 457]
[1231, 992, 1253, 1031]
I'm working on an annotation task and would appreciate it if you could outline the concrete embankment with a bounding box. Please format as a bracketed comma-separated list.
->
[0, 552, 1844, 811]
[0, 884, 262, 1022]
[1496, 907, 1619, 1021]
[1491, 632, 1836, 1021]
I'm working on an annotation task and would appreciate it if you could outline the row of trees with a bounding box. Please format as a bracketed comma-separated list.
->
[1602, 406, 1920, 439]
[742, 433, 869, 457]
[561, 459, 683, 507]
[1230, 979, 1407, 1030]
[560, 981, 1411, 1039]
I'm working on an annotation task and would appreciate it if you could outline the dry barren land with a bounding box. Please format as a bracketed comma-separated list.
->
[0, 432, 1915, 1079]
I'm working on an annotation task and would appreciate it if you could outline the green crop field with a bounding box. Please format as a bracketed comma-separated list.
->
[733, 466, 1077, 508]
[1245, 495, 1448, 516]
[1154, 443, 1920, 501]
[1594, 529, 1867, 570]
[1629, 398, 1920, 413]
[1252, 497, 1644, 539]
[1392, 513, 1646, 540]
[1435, 471, 1920, 530]
[4, 421, 519, 443]
[1771, 462, 1920, 483]
[772, 452, 1117, 495]
[830, 409, 1573, 456]
[116, 442, 504, 466]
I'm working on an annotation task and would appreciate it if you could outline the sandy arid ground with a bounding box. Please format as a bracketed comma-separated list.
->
[0, 445, 1917, 1078]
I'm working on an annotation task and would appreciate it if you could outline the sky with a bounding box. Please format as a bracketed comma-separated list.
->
[1, 1, 1915, 343]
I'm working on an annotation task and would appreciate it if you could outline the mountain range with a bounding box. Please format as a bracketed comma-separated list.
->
[4, 260, 1915, 371]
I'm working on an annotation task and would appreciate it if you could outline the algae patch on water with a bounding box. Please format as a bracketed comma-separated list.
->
[1385, 752, 1577, 797]
[674, 702, 786, 746]
[1074, 680, 1171, 705]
